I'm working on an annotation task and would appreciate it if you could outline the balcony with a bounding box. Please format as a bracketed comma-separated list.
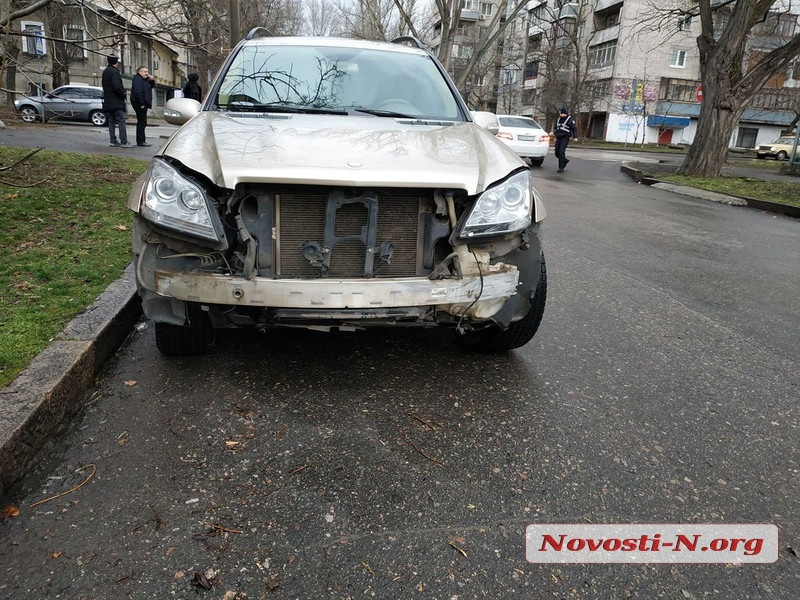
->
[595, 0, 624, 10]
[558, 2, 580, 19]
[593, 24, 619, 44]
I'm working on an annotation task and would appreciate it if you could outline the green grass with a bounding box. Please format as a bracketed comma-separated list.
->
[658, 174, 800, 207]
[0, 147, 148, 387]
[576, 139, 687, 154]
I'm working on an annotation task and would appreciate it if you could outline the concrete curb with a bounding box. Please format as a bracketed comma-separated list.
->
[0, 263, 142, 496]
[620, 162, 800, 218]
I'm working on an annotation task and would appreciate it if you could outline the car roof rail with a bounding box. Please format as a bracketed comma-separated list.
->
[391, 36, 426, 49]
[245, 27, 274, 40]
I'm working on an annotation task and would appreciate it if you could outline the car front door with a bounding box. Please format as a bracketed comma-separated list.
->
[42, 88, 78, 120]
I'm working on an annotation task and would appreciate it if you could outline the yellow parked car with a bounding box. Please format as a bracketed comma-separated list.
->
[755, 136, 797, 161]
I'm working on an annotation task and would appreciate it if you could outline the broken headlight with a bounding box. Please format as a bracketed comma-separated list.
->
[460, 170, 533, 238]
[141, 158, 221, 242]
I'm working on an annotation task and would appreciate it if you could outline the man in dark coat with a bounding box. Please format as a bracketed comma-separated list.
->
[131, 66, 156, 147]
[182, 73, 202, 102]
[101, 56, 132, 148]
[552, 107, 578, 172]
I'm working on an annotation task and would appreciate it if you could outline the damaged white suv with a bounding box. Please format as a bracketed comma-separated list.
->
[129, 31, 547, 356]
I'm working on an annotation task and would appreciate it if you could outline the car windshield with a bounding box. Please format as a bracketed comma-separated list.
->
[215, 43, 462, 120]
[499, 116, 543, 129]
[775, 137, 795, 144]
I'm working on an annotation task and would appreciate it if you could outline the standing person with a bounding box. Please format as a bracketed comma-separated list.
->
[102, 56, 132, 148]
[182, 73, 202, 102]
[131, 66, 156, 147]
[552, 107, 578, 172]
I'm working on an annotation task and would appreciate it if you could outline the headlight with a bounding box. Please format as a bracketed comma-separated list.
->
[460, 170, 534, 238]
[141, 159, 221, 242]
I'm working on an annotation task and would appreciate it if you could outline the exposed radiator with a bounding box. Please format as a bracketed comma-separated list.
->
[277, 191, 423, 278]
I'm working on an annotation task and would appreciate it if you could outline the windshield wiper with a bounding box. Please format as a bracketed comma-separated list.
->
[352, 107, 416, 119]
[217, 103, 347, 115]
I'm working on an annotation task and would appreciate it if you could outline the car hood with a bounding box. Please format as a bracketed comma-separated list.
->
[159, 112, 525, 195]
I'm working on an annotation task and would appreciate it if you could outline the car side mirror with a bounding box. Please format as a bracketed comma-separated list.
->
[164, 97, 201, 125]
[470, 110, 500, 136]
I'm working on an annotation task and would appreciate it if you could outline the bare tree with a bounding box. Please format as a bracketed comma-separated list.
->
[304, 0, 345, 36]
[677, 0, 800, 176]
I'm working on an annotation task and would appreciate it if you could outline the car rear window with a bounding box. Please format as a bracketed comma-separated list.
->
[499, 116, 543, 129]
[216, 43, 462, 120]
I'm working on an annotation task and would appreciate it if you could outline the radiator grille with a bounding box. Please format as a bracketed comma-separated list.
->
[278, 191, 422, 278]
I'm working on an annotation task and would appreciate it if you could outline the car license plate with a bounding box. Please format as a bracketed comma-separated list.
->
[518, 135, 536, 141]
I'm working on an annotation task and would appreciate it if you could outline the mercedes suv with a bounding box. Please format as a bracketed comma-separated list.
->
[128, 30, 547, 355]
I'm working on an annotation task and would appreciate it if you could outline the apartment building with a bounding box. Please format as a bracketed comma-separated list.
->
[430, 0, 508, 111]
[6, 1, 193, 117]
[500, 0, 800, 147]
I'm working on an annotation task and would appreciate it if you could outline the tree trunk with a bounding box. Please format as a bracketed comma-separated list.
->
[679, 100, 742, 176]
[679, 0, 800, 177]
[3, 43, 20, 107]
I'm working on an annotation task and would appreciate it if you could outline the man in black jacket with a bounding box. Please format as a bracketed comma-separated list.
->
[102, 56, 132, 148]
[131, 66, 156, 147]
[552, 107, 578, 172]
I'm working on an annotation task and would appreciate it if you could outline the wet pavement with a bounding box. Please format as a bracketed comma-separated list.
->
[1, 152, 798, 598]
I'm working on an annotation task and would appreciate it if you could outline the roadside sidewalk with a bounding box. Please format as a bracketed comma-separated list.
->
[0, 265, 142, 496]
[620, 161, 800, 219]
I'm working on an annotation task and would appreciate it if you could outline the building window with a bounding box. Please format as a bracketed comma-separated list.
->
[462, 0, 479, 11]
[156, 89, 166, 107]
[452, 44, 474, 59]
[587, 79, 612, 100]
[63, 25, 88, 60]
[524, 60, 539, 79]
[677, 15, 692, 31]
[529, 5, 546, 26]
[21, 21, 46, 55]
[480, 2, 493, 17]
[474, 74, 486, 86]
[789, 61, 800, 81]
[659, 78, 700, 103]
[670, 49, 688, 68]
[589, 40, 617, 68]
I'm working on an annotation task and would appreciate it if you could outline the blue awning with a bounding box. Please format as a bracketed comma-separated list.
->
[647, 115, 691, 128]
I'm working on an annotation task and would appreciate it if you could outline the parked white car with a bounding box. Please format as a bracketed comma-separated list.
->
[496, 115, 550, 166]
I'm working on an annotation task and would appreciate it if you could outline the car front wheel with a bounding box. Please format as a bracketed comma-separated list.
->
[90, 110, 107, 127]
[776, 151, 788, 161]
[529, 157, 545, 167]
[155, 305, 215, 356]
[18, 106, 39, 123]
[456, 252, 547, 352]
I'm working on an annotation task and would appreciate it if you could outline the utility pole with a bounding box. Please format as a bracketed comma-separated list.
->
[230, 0, 240, 48]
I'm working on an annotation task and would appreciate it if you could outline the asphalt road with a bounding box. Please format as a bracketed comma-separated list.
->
[1, 133, 799, 598]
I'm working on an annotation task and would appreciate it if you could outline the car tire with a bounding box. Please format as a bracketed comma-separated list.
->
[18, 106, 39, 123]
[529, 157, 545, 167]
[776, 151, 788, 161]
[90, 110, 107, 127]
[456, 252, 547, 352]
[155, 305, 216, 356]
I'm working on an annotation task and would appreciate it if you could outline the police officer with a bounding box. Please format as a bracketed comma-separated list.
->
[552, 107, 578, 172]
